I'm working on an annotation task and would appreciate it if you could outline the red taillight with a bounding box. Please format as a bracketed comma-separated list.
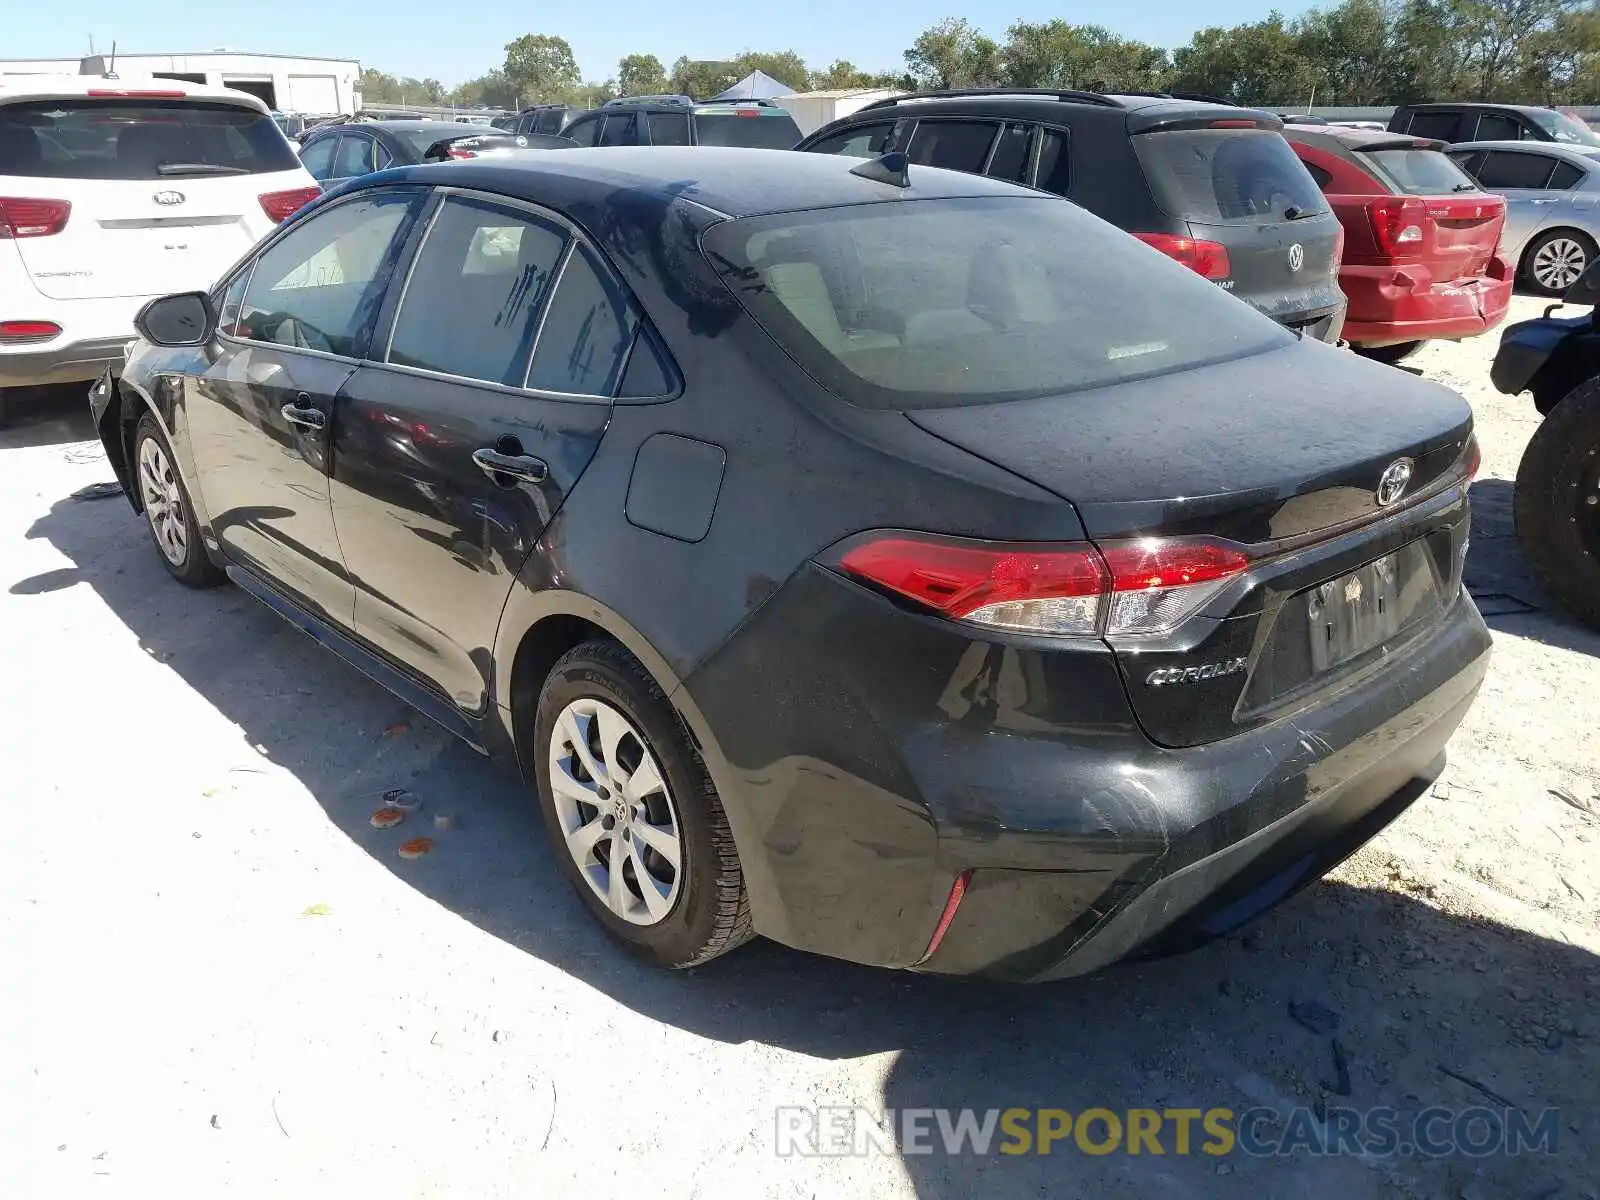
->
[837, 533, 1251, 637]
[1462, 435, 1482, 482]
[1134, 232, 1232, 280]
[87, 88, 185, 98]
[1211, 118, 1260, 129]
[735, 108, 760, 118]
[1367, 197, 1428, 258]
[916, 869, 972, 964]
[0, 197, 71, 238]
[258, 186, 321, 223]
[447, 146, 478, 159]
[0, 320, 61, 342]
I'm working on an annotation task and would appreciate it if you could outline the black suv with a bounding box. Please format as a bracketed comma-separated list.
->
[1389, 102, 1600, 148]
[798, 88, 1346, 341]
[510, 103, 583, 137]
[563, 97, 802, 151]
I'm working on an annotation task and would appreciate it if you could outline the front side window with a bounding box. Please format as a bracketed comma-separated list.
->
[527, 244, 637, 395]
[387, 196, 567, 386]
[704, 196, 1288, 410]
[906, 121, 998, 174]
[1528, 108, 1600, 146]
[1473, 113, 1523, 141]
[235, 192, 416, 356]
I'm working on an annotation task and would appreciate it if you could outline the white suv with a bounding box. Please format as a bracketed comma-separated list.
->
[0, 77, 321, 425]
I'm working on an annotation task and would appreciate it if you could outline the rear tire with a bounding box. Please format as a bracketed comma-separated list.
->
[1514, 378, 1600, 631]
[1522, 229, 1596, 298]
[133, 412, 226, 588]
[532, 639, 753, 969]
[1353, 341, 1424, 365]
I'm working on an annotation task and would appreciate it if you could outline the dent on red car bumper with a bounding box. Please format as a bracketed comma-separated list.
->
[1340, 261, 1514, 347]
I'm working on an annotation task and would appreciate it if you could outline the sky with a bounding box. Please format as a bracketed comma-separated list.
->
[10, 0, 1320, 88]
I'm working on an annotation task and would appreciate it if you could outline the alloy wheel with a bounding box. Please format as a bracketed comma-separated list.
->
[138, 436, 188, 567]
[1533, 237, 1588, 292]
[547, 697, 682, 925]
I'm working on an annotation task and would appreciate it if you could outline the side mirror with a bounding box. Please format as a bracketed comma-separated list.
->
[1562, 258, 1600, 308]
[133, 291, 216, 347]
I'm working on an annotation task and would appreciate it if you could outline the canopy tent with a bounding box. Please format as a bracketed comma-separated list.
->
[707, 70, 795, 102]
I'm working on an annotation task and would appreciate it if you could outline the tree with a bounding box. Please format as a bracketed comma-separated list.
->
[448, 69, 519, 109]
[1167, 14, 1317, 105]
[904, 18, 1003, 89]
[617, 53, 668, 96]
[1000, 20, 1167, 91]
[502, 33, 581, 104]
[670, 57, 741, 99]
[729, 50, 810, 91]
[1294, 0, 1393, 104]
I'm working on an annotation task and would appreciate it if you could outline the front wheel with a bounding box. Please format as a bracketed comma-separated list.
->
[1523, 229, 1596, 298]
[133, 413, 226, 588]
[1353, 341, 1424, 365]
[532, 639, 753, 969]
[1514, 378, 1600, 630]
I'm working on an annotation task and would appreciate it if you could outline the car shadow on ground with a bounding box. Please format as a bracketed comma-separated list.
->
[15, 480, 1599, 1197]
[0, 385, 99, 450]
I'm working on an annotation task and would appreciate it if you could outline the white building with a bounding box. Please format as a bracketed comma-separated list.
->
[775, 88, 905, 136]
[0, 51, 360, 116]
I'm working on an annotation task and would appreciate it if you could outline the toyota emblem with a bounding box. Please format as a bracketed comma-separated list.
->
[152, 190, 186, 206]
[1375, 458, 1415, 507]
[1287, 242, 1305, 272]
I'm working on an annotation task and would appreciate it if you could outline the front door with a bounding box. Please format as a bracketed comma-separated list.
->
[186, 188, 423, 623]
[331, 193, 633, 711]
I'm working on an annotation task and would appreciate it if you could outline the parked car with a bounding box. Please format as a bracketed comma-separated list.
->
[297, 120, 574, 189]
[797, 88, 1347, 341]
[91, 147, 1489, 979]
[1284, 124, 1511, 363]
[510, 104, 582, 136]
[1389, 102, 1600, 148]
[0, 75, 320, 427]
[1444, 140, 1600, 295]
[563, 98, 802, 150]
[1487, 258, 1600, 629]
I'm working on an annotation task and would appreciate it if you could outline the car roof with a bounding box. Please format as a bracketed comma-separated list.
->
[1400, 101, 1553, 115]
[0, 74, 269, 113]
[1446, 139, 1600, 160]
[360, 145, 1039, 218]
[841, 88, 1274, 128]
[325, 120, 479, 138]
[1285, 123, 1442, 151]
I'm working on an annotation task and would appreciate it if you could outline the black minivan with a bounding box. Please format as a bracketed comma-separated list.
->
[798, 89, 1347, 342]
[1389, 102, 1600, 147]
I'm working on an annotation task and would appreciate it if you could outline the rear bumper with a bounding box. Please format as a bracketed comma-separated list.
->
[0, 336, 128, 388]
[1281, 297, 1346, 344]
[1341, 262, 1513, 347]
[686, 562, 1491, 980]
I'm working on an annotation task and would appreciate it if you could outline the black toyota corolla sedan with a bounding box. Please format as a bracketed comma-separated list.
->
[90, 147, 1490, 980]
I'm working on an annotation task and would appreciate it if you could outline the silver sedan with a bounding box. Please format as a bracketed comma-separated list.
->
[1447, 139, 1600, 295]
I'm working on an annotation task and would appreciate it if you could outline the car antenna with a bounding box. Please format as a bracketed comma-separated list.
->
[106, 40, 118, 80]
[849, 150, 910, 188]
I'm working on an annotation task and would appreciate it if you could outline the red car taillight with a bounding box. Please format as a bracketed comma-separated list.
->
[0, 319, 62, 342]
[447, 146, 478, 159]
[837, 533, 1251, 638]
[0, 197, 71, 238]
[1367, 197, 1428, 258]
[258, 186, 321, 223]
[1134, 232, 1232, 280]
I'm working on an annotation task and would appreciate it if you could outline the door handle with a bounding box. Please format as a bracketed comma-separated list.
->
[473, 447, 548, 484]
[281, 400, 326, 431]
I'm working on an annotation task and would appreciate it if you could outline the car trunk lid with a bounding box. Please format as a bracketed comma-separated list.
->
[1350, 143, 1505, 282]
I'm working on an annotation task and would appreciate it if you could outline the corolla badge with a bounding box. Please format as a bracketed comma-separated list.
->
[152, 190, 186, 206]
[1376, 457, 1415, 507]
[1146, 657, 1248, 687]
[1287, 242, 1305, 272]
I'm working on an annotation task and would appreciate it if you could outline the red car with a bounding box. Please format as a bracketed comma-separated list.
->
[1286, 125, 1513, 363]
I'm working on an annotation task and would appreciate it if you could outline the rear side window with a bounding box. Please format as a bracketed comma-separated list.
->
[906, 121, 997, 174]
[387, 196, 566, 386]
[806, 122, 895, 159]
[1475, 151, 1557, 189]
[1301, 160, 1334, 189]
[0, 98, 300, 180]
[648, 112, 691, 146]
[704, 196, 1288, 410]
[527, 244, 636, 395]
[535, 109, 566, 135]
[565, 117, 601, 147]
[1405, 111, 1460, 141]
[332, 134, 377, 178]
[598, 114, 635, 146]
[1034, 130, 1071, 196]
[1473, 112, 1524, 141]
[1134, 129, 1328, 225]
[1361, 148, 1478, 195]
[986, 123, 1032, 184]
[1549, 160, 1586, 189]
[694, 112, 801, 150]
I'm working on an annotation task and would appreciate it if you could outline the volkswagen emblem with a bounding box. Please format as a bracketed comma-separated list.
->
[152, 190, 186, 206]
[1375, 457, 1414, 507]
[1287, 242, 1305, 272]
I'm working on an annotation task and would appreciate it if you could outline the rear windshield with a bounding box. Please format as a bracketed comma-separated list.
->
[694, 112, 801, 150]
[703, 196, 1289, 410]
[1361, 147, 1479, 196]
[0, 98, 298, 179]
[1135, 128, 1329, 225]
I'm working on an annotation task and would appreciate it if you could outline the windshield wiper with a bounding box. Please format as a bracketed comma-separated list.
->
[156, 162, 249, 176]
[1453, 182, 1477, 192]
[1283, 205, 1324, 221]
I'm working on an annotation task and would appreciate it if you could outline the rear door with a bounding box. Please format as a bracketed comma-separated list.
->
[330, 192, 624, 711]
[1131, 125, 1344, 329]
[0, 93, 314, 299]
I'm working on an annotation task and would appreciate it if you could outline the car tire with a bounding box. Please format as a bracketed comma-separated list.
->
[133, 412, 226, 588]
[1353, 341, 1423, 365]
[532, 639, 753, 968]
[1514, 378, 1600, 631]
[1522, 229, 1596, 298]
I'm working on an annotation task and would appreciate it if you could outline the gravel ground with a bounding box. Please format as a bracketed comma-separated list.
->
[0, 296, 1596, 1199]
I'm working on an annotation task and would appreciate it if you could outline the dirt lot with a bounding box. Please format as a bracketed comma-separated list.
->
[0, 295, 1596, 1199]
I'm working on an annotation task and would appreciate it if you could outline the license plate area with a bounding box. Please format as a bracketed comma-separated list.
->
[1308, 544, 1438, 673]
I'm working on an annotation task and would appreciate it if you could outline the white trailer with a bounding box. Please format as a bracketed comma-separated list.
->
[775, 89, 904, 136]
